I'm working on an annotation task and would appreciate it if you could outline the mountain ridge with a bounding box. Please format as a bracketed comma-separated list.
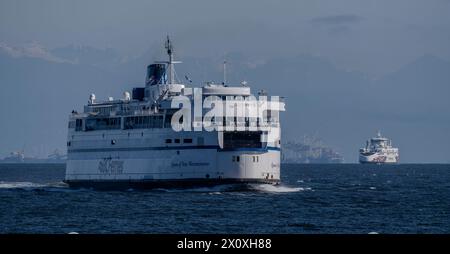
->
[0, 43, 449, 162]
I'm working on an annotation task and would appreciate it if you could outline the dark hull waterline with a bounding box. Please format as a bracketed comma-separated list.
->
[64, 178, 280, 190]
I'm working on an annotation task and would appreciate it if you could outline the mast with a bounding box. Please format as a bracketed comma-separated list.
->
[223, 60, 227, 85]
[163, 36, 182, 84]
[165, 36, 175, 84]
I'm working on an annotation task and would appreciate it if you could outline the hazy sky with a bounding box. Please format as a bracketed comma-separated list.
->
[1, 1, 450, 162]
[1, 0, 450, 77]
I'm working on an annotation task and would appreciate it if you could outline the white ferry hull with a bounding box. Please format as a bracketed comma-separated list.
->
[65, 147, 281, 189]
[359, 153, 398, 164]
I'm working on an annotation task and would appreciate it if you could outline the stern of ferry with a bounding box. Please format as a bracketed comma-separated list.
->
[216, 130, 281, 184]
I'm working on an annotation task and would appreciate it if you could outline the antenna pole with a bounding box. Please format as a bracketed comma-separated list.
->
[223, 60, 227, 85]
[165, 36, 175, 84]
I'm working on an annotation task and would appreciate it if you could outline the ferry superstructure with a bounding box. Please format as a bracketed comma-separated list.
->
[359, 131, 399, 164]
[64, 37, 285, 189]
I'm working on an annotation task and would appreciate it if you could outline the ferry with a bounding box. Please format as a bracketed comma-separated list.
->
[359, 131, 399, 164]
[64, 37, 285, 189]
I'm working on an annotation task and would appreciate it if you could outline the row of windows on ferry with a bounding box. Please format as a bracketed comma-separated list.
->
[69, 116, 165, 131]
[69, 115, 278, 131]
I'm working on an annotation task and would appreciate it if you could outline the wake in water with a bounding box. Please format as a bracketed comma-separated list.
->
[154, 183, 310, 194]
[153, 184, 248, 193]
[0, 181, 309, 194]
[248, 184, 311, 193]
[0, 181, 70, 191]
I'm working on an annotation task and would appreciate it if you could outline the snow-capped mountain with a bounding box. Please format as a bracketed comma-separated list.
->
[0, 41, 71, 63]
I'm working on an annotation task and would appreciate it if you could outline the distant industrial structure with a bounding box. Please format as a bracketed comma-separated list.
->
[0, 149, 66, 163]
[282, 135, 344, 163]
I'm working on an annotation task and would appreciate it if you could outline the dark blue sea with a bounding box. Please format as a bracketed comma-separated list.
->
[0, 163, 449, 234]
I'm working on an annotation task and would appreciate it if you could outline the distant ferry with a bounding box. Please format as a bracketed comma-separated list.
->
[64, 37, 285, 189]
[359, 131, 399, 164]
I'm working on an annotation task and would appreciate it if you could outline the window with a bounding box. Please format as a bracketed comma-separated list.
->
[223, 131, 263, 149]
[163, 110, 178, 128]
[232, 156, 235, 162]
[75, 119, 83, 131]
[165, 139, 172, 144]
[124, 115, 163, 129]
[174, 139, 181, 144]
[263, 110, 272, 123]
[164, 115, 172, 128]
[183, 138, 193, 144]
[236, 156, 240, 162]
[68, 121, 76, 129]
[85, 117, 121, 131]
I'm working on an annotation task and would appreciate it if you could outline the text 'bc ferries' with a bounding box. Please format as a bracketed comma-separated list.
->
[64, 37, 285, 189]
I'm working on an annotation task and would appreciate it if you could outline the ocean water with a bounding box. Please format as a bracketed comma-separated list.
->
[0, 163, 449, 234]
